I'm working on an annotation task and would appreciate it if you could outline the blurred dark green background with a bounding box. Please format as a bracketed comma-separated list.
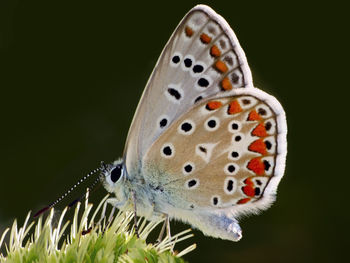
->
[0, 0, 347, 262]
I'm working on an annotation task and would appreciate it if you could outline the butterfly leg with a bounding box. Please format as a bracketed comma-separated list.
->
[102, 198, 126, 230]
[192, 211, 242, 241]
[156, 214, 169, 243]
[132, 191, 140, 238]
[166, 215, 171, 239]
[105, 197, 125, 222]
[106, 205, 116, 226]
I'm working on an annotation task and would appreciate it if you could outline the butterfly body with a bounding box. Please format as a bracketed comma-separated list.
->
[101, 5, 287, 241]
[102, 159, 244, 241]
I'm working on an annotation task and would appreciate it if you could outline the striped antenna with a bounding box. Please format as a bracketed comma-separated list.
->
[68, 176, 102, 208]
[33, 167, 102, 218]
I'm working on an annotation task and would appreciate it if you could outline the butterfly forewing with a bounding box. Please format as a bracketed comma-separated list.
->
[143, 89, 286, 215]
[124, 6, 253, 176]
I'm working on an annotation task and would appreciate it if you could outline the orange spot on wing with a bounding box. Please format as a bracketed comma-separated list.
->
[214, 60, 228, 73]
[248, 139, 267, 155]
[252, 123, 268, 137]
[247, 157, 265, 175]
[242, 185, 255, 197]
[221, 77, 233, 91]
[244, 178, 254, 186]
[185, 26, 194, 37]
[237, 198, 251, 204]
[248, 110, 262, 121]
[206, 101, 222, 110]
[200, 33, 212, 44]
[228, 100, 242, 115]
[210, 45, 221, 57]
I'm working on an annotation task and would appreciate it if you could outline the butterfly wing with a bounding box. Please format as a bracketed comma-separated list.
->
[124, 5, 253, 176]
[142, 89, 286, 218]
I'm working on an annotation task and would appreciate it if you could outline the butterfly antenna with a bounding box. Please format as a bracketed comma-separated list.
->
[33, 167, 102, 218]
[100, 161, 108, 173]
[67, 175, 102, 208]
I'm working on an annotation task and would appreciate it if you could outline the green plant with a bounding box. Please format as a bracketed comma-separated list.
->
[0, 194, 195, 263]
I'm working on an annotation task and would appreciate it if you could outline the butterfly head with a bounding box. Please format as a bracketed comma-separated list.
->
[100, 159, 127, 199]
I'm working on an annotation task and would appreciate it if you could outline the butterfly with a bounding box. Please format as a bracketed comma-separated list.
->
[100, 4, 287, 241]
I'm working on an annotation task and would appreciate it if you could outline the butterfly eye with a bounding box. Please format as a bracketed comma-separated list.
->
[110, 164, 123, 183]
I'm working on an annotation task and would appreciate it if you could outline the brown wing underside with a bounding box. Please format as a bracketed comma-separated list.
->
[143, 94, 279, 209]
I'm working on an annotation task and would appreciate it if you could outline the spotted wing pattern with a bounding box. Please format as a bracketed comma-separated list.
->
[143, 89, 286, 215]
[124, 5, 253, 176]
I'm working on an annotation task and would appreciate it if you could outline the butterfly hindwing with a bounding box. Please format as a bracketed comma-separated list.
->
[124, 5, 253, 176]
[143, 89, 286, 217]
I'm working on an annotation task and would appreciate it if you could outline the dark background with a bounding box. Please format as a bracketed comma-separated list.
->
[0, 0, 347, 262]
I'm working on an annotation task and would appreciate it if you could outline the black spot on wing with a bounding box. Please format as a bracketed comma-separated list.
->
[167, 88, 181, 100]
[159, 118, 167, 128]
